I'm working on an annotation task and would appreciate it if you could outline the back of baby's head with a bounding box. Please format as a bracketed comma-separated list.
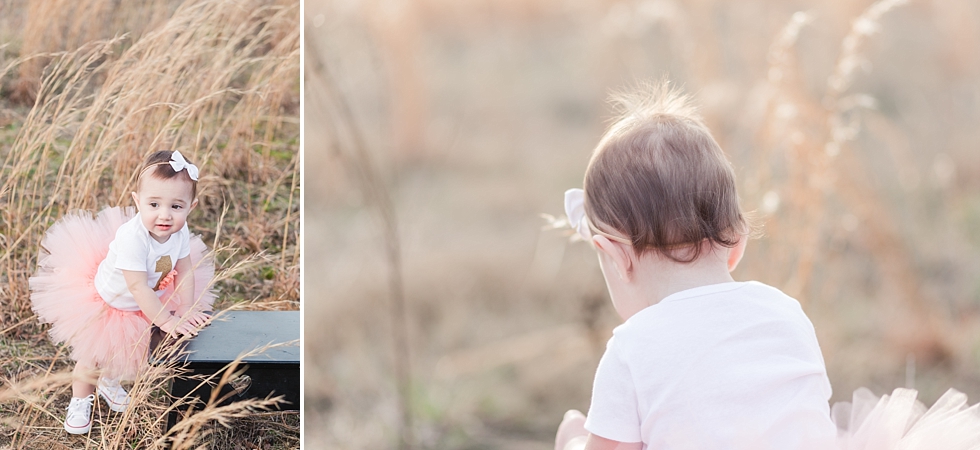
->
[584, 81, 749, 262]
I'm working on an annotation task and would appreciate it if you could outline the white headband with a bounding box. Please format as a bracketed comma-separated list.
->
[563, 188, 632, 245]
[138, 150, 199, 182]
[564, 188, 591, 242]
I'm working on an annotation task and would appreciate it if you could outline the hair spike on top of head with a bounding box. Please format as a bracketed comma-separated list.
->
[605, 78, 703, 135]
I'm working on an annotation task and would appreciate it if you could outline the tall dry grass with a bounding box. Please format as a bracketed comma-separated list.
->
[9, 0, 181, 105]
[0, 0, 299, 448]
[308, 0, 980, 448]
[1, 313, 297, 449]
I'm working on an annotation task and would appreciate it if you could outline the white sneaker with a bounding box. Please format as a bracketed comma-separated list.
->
[64, 394, 94, 434]
[97, 378, 130, 413]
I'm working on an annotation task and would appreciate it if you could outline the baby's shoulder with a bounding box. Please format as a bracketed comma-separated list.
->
[113, 216, 145, 239]
[109, 216, 150, 252]
[735, 281, 805, 310]
[726, 282, 819, 339]
[178, 221, 191, 237]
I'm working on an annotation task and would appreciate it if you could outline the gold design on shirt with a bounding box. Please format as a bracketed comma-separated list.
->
[153, 255, 173, 290]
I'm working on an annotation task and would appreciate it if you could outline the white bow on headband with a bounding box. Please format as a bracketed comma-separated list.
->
[170, 150, 199, 181]
[564, 188, 591, 242]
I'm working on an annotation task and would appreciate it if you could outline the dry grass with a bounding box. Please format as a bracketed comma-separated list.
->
[307, 0, 980, 448]
[1, 320, 298, 449]
[0, 0, 299, 448]
[8, 0, 180, 105]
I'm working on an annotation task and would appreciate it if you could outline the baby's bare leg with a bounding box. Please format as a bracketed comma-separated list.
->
[71, 361, 97, 398]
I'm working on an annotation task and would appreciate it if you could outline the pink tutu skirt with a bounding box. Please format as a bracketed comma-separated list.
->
[832, 387, 980, 450]
[29, 207, 215, 381]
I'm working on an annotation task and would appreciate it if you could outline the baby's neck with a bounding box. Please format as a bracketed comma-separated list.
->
[634, 246, 736, 307]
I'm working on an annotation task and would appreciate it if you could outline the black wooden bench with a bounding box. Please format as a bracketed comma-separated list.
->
[149, 310, 300, 432]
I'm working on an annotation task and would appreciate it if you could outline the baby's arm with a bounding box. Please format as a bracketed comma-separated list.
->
[555, 410, 642, 450]
[122, 269, 198, 337]
[174, 255, 209, 326]
[581, 434, 642, 450]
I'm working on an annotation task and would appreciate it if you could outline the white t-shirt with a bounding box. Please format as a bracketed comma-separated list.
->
[93, 213, 191, 311]
[584, 281, 837, 450]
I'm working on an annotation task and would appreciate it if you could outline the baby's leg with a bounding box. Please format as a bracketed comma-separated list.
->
[71, 361, 97, 398]
[65, 360, 98, 434]
[556, 409, 588, 450]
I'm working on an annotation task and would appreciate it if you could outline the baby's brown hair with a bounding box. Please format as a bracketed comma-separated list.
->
[583, 81, 750, 262]
[137, 150, 198, 199]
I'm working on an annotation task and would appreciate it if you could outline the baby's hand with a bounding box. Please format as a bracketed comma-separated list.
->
[182, 310, 211, 328]
[556, 410, 588, 450]
[160, 314, 200, 338]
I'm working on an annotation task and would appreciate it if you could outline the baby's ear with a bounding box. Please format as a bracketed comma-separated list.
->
[131, 192, 139, 208]
[728, 236, 747, 272]
[593, 235, 634, 281]
[190, 198, 199, 210]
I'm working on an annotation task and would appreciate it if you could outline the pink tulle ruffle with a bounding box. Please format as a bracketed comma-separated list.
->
[832, 387, 980, 450]
[29, 206, 215, 380]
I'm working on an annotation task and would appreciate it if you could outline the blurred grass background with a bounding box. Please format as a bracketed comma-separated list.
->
[305, 0, 980, 448]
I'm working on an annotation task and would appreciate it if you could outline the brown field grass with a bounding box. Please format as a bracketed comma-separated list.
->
[307, 0, 980, 448]
[0, 0, 299, 448]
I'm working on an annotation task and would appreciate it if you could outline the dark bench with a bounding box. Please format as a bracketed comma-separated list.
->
[149, 310, 300, 432]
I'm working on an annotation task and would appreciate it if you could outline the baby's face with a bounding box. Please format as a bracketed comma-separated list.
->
[132, 175, 197, 243]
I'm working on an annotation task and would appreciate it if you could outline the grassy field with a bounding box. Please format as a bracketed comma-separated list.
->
[306, 0, 980, 448]
[0, 0, 299, 448]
